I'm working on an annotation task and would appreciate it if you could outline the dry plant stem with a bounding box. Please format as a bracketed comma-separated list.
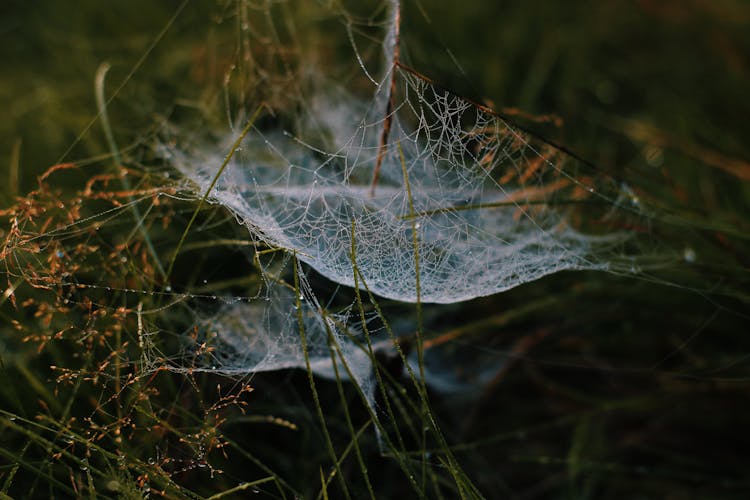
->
[369, 1, 400, 197]
[165, 105, 264, 287]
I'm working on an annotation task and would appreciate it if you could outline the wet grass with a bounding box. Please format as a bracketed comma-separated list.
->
[2, 0, 750, 498]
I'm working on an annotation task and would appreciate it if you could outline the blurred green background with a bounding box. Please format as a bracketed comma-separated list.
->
[2, 0, 750, 498]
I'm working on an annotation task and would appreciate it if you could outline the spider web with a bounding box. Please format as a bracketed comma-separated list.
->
[167, 59, 619, 305]
[157, 0, 627, 397]
[0, 0, 632, 410]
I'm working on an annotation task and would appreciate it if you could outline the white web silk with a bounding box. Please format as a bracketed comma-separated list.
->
[161, 0, 622, 395]
[169, 69, 610, 304]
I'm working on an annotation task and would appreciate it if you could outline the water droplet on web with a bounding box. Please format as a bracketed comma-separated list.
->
[683, 247, 697, 263]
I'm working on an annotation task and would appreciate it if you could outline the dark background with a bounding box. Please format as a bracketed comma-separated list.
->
[1, 1, 749, 498]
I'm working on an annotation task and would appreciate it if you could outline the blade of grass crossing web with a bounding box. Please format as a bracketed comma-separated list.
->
[348, 220, 441, 497]
[166, 105, 264, 285]
[397, 141, 431, 489]
[292, 255, 352, 500]
[349, 219, 409, 453]
[322, 307, 450, 498]
[351, 259, 484, 498]
[397, 142, 484, 497]
[322, 322, 376, 499]
[316, 420, 374, 500]
[350, 229, 462, 498]
[315, 307, 427, 499]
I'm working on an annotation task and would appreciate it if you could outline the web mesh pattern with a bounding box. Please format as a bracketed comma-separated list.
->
[168, 67, 614, 304]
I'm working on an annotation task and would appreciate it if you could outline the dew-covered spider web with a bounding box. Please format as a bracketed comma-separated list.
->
[166, 37, 620, 305]
[155, 0, 628, 401]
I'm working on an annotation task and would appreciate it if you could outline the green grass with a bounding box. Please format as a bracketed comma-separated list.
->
[2, 0, 750, 498]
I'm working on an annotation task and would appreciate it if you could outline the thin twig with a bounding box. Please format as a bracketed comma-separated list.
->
[369, 0, 401, 197]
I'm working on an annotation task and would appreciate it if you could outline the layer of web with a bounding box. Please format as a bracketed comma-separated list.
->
[167, 68, 616, 304]
[166, 280, 379, 408]
[158, 0, 626, 401]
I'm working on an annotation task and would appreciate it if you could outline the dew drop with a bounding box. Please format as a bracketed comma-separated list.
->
[683, 247, 697, 263]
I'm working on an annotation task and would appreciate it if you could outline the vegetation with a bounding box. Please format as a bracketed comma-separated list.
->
[1, 0, 749, 498]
